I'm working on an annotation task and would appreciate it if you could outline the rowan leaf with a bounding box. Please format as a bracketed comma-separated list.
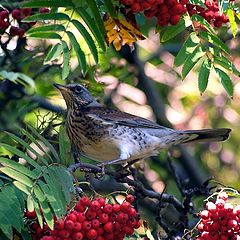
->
[174, 32, 200, 67]
[182, 45, 205, 79]
[215, 67, 234, 97]
[198, 58, 212, 94]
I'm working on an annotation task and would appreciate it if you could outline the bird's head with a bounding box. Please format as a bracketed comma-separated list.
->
[54, 83, 98, 109]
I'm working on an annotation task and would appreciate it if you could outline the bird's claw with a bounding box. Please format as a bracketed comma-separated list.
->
[97, 163, 106, 177]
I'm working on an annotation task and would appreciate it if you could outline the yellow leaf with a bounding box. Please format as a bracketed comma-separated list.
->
[113, 38, 122, 51]
[108, 35, 119, 44]
[119, 19, 143, 38]
[104, 15, 144, 51]
[105, 22, 116, 31]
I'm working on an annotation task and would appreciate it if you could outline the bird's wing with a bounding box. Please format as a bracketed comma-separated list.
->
[85, 107, 166, 129]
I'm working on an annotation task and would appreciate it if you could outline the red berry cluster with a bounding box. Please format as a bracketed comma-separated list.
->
[0, 7, 50, 38]
[197, 191, 240, 240]
[25, 194, 141, 240]
[186, 0, 229, 28]
[120, 0, 231, 27]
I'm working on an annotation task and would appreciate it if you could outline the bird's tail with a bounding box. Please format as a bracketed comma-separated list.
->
[179, 128, 231, 144]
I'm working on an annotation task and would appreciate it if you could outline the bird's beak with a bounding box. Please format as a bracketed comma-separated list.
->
[54, 83, 71, 93]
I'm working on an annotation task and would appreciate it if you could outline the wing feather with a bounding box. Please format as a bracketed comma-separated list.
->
[85, 107, 165, 129]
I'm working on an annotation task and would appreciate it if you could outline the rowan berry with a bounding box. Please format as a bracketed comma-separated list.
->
[170, 15, 181, 25]
[82, 221, 92, 231]
[99, 213, 109, 223]
[12, 9, 22, 19]
[65, 219, 75, 230]
[21, 8, 31, 17]
[76, 212, 86, 222]
[67, 213, 77, 222]
[120, 201, 131, 212]
[0, 10, 9, 20]
[73, 222, 82, 231]
[117, 212, 129, 223]
[112, 204, 121, 213]
[131, 3, 141, 13]
[121, 0, 134, 5]
[80, 196, 91, 207]
[90, 200, 101, 211]
[104, 222, 113, 233]
[86, 229, 97, 240]
[92, 219, 100, 229]
[39, 8, 50, 13]
[58, 230, 70, 238]
[125, 194, 135, 204]
[103, 204, 113, 214]
[96, 197, 105, 207]
[25, 210, 37, 219]
[72, 232, 83, 240]
[88, 207, 97, 216]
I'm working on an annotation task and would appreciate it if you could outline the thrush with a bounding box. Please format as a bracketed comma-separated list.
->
[54, 83, 231, 165]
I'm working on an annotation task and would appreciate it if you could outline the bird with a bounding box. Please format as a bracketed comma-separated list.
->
[54, 83, 231, 166]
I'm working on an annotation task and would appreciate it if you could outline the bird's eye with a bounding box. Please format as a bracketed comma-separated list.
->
[75, 86, 83, 93]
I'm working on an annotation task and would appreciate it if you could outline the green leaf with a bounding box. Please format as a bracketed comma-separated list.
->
[20, 229, 32, 240]
[54, 166, 74, 204]
[0, 70, 18, 81]
[23, 12, 70, 22]
[43, 169, 66, 215]
[44, 43, 63, 63]
[214, 56, 240, 76]
[32, 197, 44, 228]
[21, 0, 74, 7]
[28, 32, 61, 39]
[76, 7, 106, 51]
[0, 167, 33, 187]
[189, 0, 205, 7]
[13, 181, 31, 195]
[0, 71, 35, 88]
[27, 24, 65, 34]
[87, 0, 106, 35]
[104, 0, 118, 18]
[38, 180, 62, 219]
[20, 127, 54, 163]
[174, 32, 200, 67]
[0, 143, 41, 169]
[5, 131, 48, 166]
[61, 40, 70, 80]
[27, 125, 60, 162]
[71, 19, 98, 63]
[0, 186, 25, 232]
[17, 73, 35, 89]
[0, 157, 38, 179]
[191, 14, 215, 34]
[227, 9, 237, 37]
[0, 213, 13, 239]
[199, 31, 230, 55]
[198, 58, 212, 93]
[182, 45, 205, 79]
[160, 14, 192, 42]
[34, 185, 54, 229]
[215, 67, 234, 97]
[59, 126, 72, 165]
[27, 195, 35, 213]
[67, 31, 87, 75]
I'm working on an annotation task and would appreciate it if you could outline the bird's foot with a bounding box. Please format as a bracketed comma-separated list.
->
[73, 152, 81, 163]
[97, 162, 106, 177]
[122, 159, 141, 171]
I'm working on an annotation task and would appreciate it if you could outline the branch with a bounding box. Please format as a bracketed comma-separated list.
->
[67, 162, 184, 212]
